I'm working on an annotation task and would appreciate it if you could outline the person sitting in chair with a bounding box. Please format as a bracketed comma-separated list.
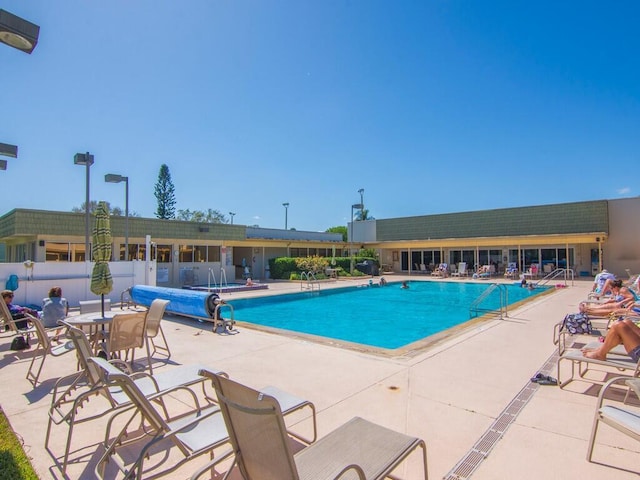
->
[41, 286, 69, 342]
[582, 317, 640, 362]
[2, 289, 38, 330]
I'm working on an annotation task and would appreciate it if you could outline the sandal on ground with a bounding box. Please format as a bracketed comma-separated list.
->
[530, 373, 558, 386]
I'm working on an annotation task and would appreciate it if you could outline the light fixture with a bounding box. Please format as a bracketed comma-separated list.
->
[0, 143, 18, 158]
[105, 173, 129, 260]
[75, 152, 95, 261]
[0, 9, 40, 54]
[0, 143, 18, 171]
[229, 212, 236, 225]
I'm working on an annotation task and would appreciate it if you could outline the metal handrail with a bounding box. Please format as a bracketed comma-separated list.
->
[535, 268, 574, 287]
[469, 283, 508, 319]
[300, 271, 320, 291]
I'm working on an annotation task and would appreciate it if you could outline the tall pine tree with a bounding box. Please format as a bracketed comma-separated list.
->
[154, 164, 176, 219]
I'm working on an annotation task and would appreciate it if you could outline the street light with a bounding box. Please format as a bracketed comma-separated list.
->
[358, 188, 364, 218]
[105, 173, 129, 260]
[282, 202, 289, 230]
[0, 9, 40, 54]
[229, 212, 236, 225]
[350, 203, 364, 274]
[74, 152, 94, 261]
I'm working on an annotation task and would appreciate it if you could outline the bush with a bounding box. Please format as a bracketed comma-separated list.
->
[268, 256, 380, 280]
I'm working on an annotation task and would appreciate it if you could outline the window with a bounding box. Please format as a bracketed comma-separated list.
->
[194, 245, 207, 262]
[179, 245, 194, 262]
[207, 246, 220, 262]
[46, 242, 70, 262]
[45, 242, 88, 262]
[156, 244, 172, 263]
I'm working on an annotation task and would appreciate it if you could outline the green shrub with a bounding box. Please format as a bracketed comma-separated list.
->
[268, 255, 379, 279]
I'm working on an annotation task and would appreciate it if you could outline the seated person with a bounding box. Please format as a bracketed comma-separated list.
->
[41, 286, 69, 341]
[582, 317, 640, 362]
[2, 289, 38, 330]
[580, 279, 638, 316]
[245, 277, 254, 287]
[591, 269, 616, 296]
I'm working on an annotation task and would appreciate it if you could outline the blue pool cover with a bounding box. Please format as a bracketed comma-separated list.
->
[129, 285, 219, 320]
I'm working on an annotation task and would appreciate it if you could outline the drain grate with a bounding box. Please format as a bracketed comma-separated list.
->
[443, 349, 560, 480]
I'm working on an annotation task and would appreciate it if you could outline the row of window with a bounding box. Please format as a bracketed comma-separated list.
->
[44, 242, 222, 263]
[403, 248, 575, 272]
[43, 243, 344, 263]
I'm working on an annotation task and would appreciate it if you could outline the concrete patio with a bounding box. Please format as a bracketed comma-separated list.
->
[1, 277, 638, 479]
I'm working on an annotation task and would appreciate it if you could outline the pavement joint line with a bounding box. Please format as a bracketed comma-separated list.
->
[443, 347, 560, 480]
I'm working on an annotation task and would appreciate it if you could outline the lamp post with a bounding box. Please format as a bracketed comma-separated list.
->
[358, 188, 364, 219]
[1, 9, 39, 171]
[229, 212, 236, 225]
[350, 203, 364, 274]
[0, 9, 40, 54]
[105, 173, 129, 260]
[282, 202, 289, 230]
[74, 152, 94, 261]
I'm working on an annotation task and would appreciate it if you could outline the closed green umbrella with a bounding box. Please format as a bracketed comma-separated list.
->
[91, 201, 113, 317]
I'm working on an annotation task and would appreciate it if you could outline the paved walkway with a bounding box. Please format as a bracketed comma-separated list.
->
[1, 277, 638, 479]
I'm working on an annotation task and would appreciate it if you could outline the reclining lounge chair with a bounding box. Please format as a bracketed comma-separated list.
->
[191, 370, 428, 480]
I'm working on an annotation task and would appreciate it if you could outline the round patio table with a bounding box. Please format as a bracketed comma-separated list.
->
[63, 308, 147, 347]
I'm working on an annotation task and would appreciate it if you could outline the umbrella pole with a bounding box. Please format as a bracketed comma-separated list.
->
[101, 294, 105, 318]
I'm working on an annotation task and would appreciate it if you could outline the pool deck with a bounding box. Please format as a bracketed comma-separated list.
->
[1, 275, 638, 479]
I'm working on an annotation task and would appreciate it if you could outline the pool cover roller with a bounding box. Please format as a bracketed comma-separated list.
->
[129, 285, 220, 320]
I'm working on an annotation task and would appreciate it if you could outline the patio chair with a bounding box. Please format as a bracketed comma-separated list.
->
[0, 298, 36, 338]
[46, 324, 223, 476]
[144, 298, 172, 365]
[504, 262, 518, 279]
[557, 340, 640, 389]
[105, 311, 149, 372]
[91, 358, 231, 480]
[451, 262, 467, 277]
[587, 376, 640, 471]
[191, 371, 428, 480]
[552, 315, 609, 355]
[26, 316, 75, 386]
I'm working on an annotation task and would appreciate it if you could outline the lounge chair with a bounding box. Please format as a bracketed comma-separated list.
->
[0, 298, 36, 339]
[91, 358, 231, 480]
[504, 262, 518, 279]
[144, 298, 172, 364]
[451, 262, 468, 277]
[26, 316, 75, 386]
[191, 371, 428, 480]
[552, 317, 608, 355]
[431, 263, 448, 278]
[557, 341, 640, 389]
[46, 325, 222, 475]
[587, 376, 640, 471]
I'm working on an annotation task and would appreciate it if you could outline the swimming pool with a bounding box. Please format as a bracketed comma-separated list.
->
[230, 281, 548, 350]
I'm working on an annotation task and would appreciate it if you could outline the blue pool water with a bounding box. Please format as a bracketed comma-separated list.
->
[230, 281, 548, 349]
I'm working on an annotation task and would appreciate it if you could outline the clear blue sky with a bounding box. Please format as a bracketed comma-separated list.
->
[2, 1, 639, 232]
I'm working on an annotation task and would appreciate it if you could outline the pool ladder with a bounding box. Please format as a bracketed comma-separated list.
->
[300, 271, 320, 291]
[469, 283, 508, 319]
[208, 268, 228, 292]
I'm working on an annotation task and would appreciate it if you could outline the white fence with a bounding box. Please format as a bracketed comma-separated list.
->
[0, 261, 156, 309]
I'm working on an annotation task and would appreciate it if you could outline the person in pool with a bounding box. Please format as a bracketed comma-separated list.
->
[401, 281, 409, 289]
